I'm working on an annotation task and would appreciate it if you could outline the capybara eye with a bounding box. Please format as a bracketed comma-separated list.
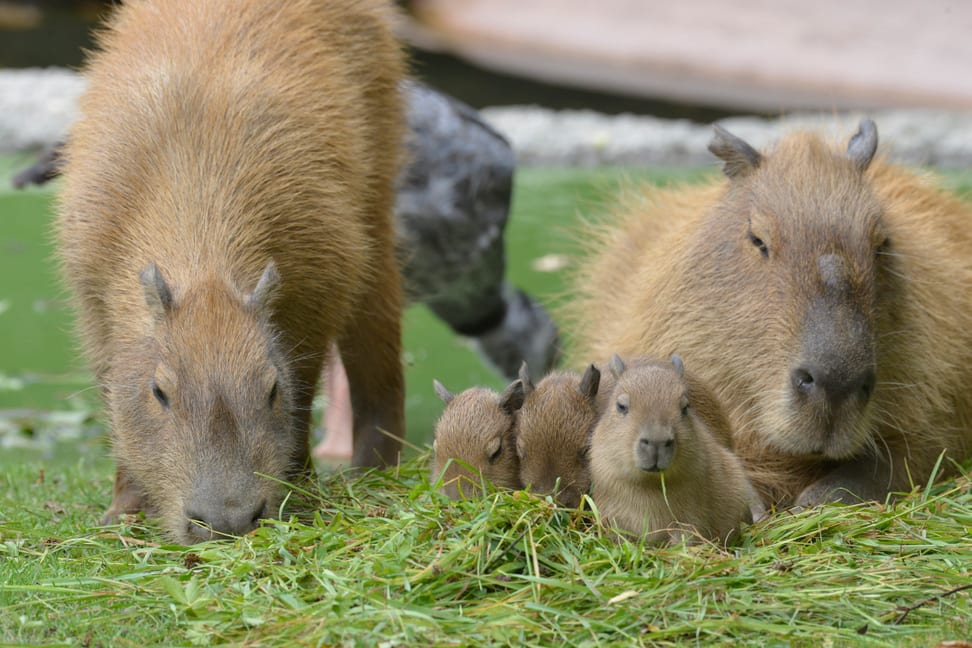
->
[876, 235, 891, 256]
[616, 400, 629, 415]
[488, 443, 503, 464]
[681, 404, 689, 417]
[748, 231, 769, 258]
[151, 379, 169, 408]
[268, 381, 278, 406]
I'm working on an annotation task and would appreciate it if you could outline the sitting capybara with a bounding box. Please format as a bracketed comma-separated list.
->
[515, 362, 600, 507]
[431, 380, 524, 499]
[56, 0, 406, 541]
[569, 120, 972, 508]
[590, 355, 756, 545]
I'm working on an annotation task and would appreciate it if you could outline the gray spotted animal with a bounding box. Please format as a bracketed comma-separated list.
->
[590, 355, 757, 545]
[431, 379, 524, 499]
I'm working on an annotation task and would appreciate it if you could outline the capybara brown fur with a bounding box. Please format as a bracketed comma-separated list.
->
[56, 0, 406, 542]
[570, 120, 972, 508]
[515, 362, 600, 507]
[431, 379, 524, 499]
[590, 355, 756, 545]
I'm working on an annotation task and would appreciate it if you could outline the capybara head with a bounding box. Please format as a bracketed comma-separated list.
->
[431, 379, 524, 499]
[702, 120, 886, 459]
[595, 355, 698, 479]
[516, 362, 599, 507]
[110, 261, 301, 543]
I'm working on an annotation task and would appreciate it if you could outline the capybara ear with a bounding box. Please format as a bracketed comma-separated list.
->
[708, 124, 761, 178]
[670, 355, 685, 378]
[608, 353, 626, 379]
[578, 363, 601, 401]
[139, 262, 173, 319]
[433, 379, 455, 404]
[518, 361, 535, 397]
[498, 379, 525, 415]
[847, 119, 878, 172]
[246, 260, 280, 312]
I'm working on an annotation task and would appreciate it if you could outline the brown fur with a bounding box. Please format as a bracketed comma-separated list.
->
[589, 356, 755, 545]
[431, 380, 525, 499]
[516, 363, 600, 507]
[569, 122, 972, 507]
[56, 0, 406, 542]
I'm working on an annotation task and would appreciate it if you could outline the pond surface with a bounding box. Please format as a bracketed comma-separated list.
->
[0, 155, 679, 458]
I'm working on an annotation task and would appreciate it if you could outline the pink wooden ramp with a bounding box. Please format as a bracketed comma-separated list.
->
[404, 0, 972, 111]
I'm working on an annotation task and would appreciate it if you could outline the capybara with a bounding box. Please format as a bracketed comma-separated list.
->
[569, 120, 972, 508]
[590, 355, 756, 545]
[515, 362, 600, 507]
[56, 0, 406, 542]
[431, 379, 524, 499]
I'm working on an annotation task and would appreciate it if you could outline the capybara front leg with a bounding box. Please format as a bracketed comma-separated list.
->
[101, 465, 146, 524]
[794, 454, 894, 507]
[340, 276, 405, 468]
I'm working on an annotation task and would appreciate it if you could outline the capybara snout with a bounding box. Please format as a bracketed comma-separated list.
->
[183, 473, 270, 540]
[636, 431, 675, 473]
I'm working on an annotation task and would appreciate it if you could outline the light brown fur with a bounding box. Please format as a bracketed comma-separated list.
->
[431, 380, 525, 499]
[569, 123, 972, 508]
[57, 0, 406, 542]
[516, 364, 600, 508]
[590, 356, 755, 545]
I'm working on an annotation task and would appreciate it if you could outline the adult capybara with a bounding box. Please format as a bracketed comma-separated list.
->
[515, 362, 600, 507]
[569, 120, 972, 508]
[56, 0, 406, 542]
[590, 355, 756, 545]
[431, 380, 524, 499]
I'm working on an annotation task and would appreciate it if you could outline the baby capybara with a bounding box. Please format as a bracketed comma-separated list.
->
[515, 362, 600, 507]
[570, 120, 972, 508]
[590, 355, 756, 545]
[431, 379, 524, 499]
[56, 0, 406, 542]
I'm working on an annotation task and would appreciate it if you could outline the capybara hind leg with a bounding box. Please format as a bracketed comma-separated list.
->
[340, 277, 404, 467]
[100, 466, 145, 524]
[794, 455, 895, 507]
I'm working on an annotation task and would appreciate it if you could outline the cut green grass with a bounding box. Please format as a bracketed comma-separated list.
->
[2, 456, 972, 645]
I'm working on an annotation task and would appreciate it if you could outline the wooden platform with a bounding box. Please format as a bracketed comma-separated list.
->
[404, 0, 972, 111]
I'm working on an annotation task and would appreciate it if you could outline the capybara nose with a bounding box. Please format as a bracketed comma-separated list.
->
[184, 498, 266, 541]
[791, 364, 876, 407]
[637, 437, 675, 471]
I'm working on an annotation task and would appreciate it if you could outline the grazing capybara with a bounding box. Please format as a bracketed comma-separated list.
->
[56, 0, 406, 542]
[431, 380, 524, 499]
[515, 362, 600, 507]
[590, 355, 756, 545]
[569, 120, 972, 508]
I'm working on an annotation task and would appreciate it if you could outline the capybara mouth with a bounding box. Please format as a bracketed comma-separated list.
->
[766, 403, 874, 460]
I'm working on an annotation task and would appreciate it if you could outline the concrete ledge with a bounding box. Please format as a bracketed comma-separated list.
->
[4, 68, 972, 168]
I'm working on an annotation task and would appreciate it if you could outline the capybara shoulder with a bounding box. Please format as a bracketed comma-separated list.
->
[570, 120, 972, 508]
[590, 355, 756, 545]
[57, 0, 406, 542]
[516, 362, 600, 507]
[431, 379, 525, 499]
